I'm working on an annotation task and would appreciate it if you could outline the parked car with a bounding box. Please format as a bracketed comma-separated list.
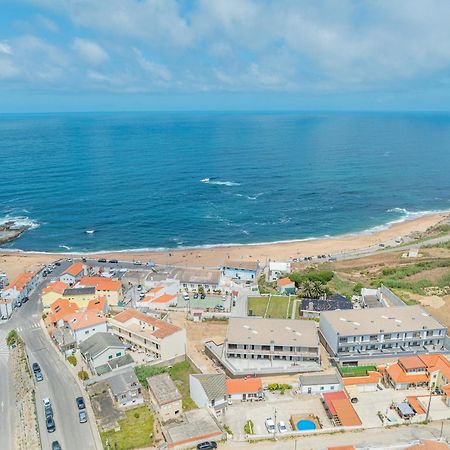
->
[197, 442, 217, 450]
[35, 371, 43, 382]
[109, 259, 118, 264]
[46, 415, 56, 433]
[32, 362, 41, 373]
[183, 293, 190, 301]
[200, 293, 206, 299]
[51, 441, 62, 450]
[265, 418, 276, 433]
[54, 261, 61, 266]
[97, 258, 107, 263]
[133, 260, 142, 265]
[193, 292, 199, 299]
[351, 397, 358, 404]
[43, 398, 53, 418]
[82, 257, 87, 262]
[75, 397, 85, 410]
[22, 296, 29, 304]
[215, 304, 224, 310]
[16, 301, 22, 307]
[278, 421, 287, 433]
[79, 410, 87, 423]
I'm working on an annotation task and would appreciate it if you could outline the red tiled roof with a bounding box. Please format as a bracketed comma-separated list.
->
[322, 391, 347, 416]
[407, 396, 426, 414]
[226, 377, 263, 395]
[386, 363, 429, 384]
[111, 309, 182, 339]
[65, 310, 106, 331]
[400, 355, 427, 370]
[78, 276, 121, 291]
[343, 371, 382, 386]
[277, 277, 293, 286]
[151, 294, 176, 304]
[48, 298, 78, 323]
[332, 398, 362, 426]
[405, 439, 450, 450]
[62, 262, 84, 277]
[86, 296, 107, 312]
[42, 280, 68, 295]
[8, 272, 34, 291]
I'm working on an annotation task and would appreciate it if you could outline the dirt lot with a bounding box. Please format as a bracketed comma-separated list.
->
[169, 311, 227, 372]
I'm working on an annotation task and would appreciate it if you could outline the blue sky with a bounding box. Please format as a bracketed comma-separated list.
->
[1, 0, 450, 112]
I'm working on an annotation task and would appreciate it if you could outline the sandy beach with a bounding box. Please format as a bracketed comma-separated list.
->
[0, 211, 448, 280]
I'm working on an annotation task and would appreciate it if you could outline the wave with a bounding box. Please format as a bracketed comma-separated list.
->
[201, 178, 240, 187]
[58, 244, 72, 251]
[0, 215, 40, 230]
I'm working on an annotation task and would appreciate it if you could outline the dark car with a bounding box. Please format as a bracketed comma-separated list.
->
[51, 441, 62, 450]
[46, 415, 56, 433]
[82, 257, 87, 262]
[97, 258, 107, 263]
[351, 397, 359, 404]
[200, 293, 206, 299]
[75, 396, 85, 410]
[55, 261, 61, 266]
[109, 259, 118, 264]
[193, 292, 199, 299]
[197, 442, 217, 450]
[22, 296, 29, 304]
[32, 362, 41, 373]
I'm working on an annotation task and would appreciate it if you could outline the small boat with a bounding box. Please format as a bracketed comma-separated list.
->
[85, 230, 95, 234]
[200, 178, 210, 183]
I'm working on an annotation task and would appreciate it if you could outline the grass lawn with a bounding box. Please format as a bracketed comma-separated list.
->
[135, 361, 198, 411]
[339, 365, 378, 377]
[248, 295, 292, 318]
[100, 405, 154, 450]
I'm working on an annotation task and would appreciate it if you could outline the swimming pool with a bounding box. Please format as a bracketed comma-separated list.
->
[296, 419, 317, 431]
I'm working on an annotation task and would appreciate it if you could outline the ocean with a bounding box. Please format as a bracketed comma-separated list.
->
[0, 112, 449, 253]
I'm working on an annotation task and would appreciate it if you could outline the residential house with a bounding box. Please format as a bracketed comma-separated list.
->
[268, 261, 291, 281]
[342, 371, 382, 392]
[226, 377, 263, 402]
[65, 310, 108, 345]
[189, 373, 227, 416]
[299, 372, 342, 394]
[136, 284, 178, 310]
[171, 268, 222, 293]
[404, 440, 450, 450]
[206, 316, 320, 377]
[41, 281, 69, 308]
[77, 276, 122, 306]
[79, 332, 129, 375]
[276, 277, 296, 294]
[48, 298, 78, 326]
[104, 367, 143, 408]
[147, 373, 182, 423]
[319, 305, 448, 363]
[222, 261, 259, 282]
[86, 296, 109, 315]
[108, 309, 186, 364]
[62, 286, 97, 308]
[60, 262, 85, 285]
[2, 272, 36, 304]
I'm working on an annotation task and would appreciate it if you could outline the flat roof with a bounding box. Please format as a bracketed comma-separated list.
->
[299, 372, 341, 386]
[227, 317, 319, 348]
[63, 287, 96, 296]
[223, 261, 258, 271]
[321, 305, 445, 335]
[171, 268, 221, 284]
[148, 373, 181, 406]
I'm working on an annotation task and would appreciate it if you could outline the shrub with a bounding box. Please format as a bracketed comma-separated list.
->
[67, 355, 77, 366]
[223, 424, 233, 435]
[6, 330, 19, 347]
[134, 412, 140, 419]
[353, 282, 363, 294]
[78, 370, 89, 381]
[244, 420, 254, 434]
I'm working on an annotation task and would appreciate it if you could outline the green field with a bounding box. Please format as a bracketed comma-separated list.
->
[248, 295, 294, 319]
[339, 365, 378, 377]
[100, 405, 154, 450]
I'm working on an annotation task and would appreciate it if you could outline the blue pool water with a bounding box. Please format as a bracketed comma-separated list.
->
[296, 419, 317, 430]
[0, 112, 449, 252]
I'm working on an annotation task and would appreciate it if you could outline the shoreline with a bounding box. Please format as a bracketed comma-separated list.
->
[0, 210, 449, 280]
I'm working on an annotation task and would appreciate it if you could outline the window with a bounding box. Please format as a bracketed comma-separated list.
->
[108, 355, 113, 360]
[320, 386, 324, 391]
[115, 352, 121, 357]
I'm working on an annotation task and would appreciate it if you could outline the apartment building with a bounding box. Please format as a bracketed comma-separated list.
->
[206, 317, 320, 376]
[320, 306, 448, 363]
[108, 309, 186, 364]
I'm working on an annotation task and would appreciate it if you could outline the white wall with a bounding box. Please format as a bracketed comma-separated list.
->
[299, 383, 341, 394]
[189, 375, 209, 408]
[73, 322, 108, 345]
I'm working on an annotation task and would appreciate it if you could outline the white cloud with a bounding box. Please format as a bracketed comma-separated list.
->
[134, 49, 172, 82]
[72, 37, 109, 64]
[0, 59, 20, 79]
[0, 41, 13, 55]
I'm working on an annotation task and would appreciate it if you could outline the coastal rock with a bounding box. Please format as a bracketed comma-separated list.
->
[0, 221, 30, 245]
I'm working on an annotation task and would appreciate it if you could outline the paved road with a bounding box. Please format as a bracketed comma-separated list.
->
[223, 420, 449, 450]
[0, 261, 100, 450]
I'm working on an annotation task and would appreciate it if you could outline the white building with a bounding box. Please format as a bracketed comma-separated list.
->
[189, 373, 227, 416]
[299, 372, 342, 394]
[222, 261, 259, 282]
[65, 310, 108, 345]
[60, 262, 85, 285]
[268, 261, 291, 281]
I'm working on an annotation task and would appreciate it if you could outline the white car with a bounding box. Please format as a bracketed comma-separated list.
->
[265, 418, 275, 434]
[183, 293, 190, 301]
[278, 421, 287, 433]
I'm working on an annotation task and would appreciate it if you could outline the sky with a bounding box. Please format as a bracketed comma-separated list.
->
[1, 0, 450, 112]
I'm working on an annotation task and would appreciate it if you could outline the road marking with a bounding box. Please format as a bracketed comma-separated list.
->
[1, 401, 3, 412]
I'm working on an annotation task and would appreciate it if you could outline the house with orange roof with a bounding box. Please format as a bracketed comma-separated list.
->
[108, 309, 186, 363]
[404, 439, 450, 450]
[60, 262, 85, 285]
[48, 298, 79, 326]
[148, 294, 178, 310]
[322, 390, 362, 427]
[2, 272, 36, 302]
[328, 446, 356, 450]
[343, 370, 382, 392]
[136, 283, 179, 310]
[41, 280, 69, 308]
[87, 296, 109, 315]
[226, 377, 263, 402]
[277, 276, 296, 294]
[65, 310, 107, 345]
[77, 276, 122, 306]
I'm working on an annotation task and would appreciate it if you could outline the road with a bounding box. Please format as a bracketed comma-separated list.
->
[223, 420, 449, 450]
[0, 261, 100, 450]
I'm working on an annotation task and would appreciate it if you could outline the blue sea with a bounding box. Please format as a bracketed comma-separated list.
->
[0, 112, 449, 253]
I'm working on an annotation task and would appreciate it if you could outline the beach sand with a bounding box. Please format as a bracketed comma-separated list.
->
[0, 211, 448, 280]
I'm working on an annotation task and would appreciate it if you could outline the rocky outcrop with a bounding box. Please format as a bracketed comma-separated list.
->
[0, 221, 30, 245]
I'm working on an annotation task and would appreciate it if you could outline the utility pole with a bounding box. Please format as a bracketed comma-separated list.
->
[274, 408, 277, 440]
[425, 386, 433, 421]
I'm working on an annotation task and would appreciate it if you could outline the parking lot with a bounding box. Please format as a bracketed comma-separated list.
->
[177, 293, 231, 311]
[223, 391, 332, 438]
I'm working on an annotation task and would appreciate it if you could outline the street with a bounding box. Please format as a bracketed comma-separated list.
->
[0, 261, 100, 450]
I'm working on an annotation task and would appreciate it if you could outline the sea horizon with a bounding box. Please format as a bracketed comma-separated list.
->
[1, 111, 450, 253]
